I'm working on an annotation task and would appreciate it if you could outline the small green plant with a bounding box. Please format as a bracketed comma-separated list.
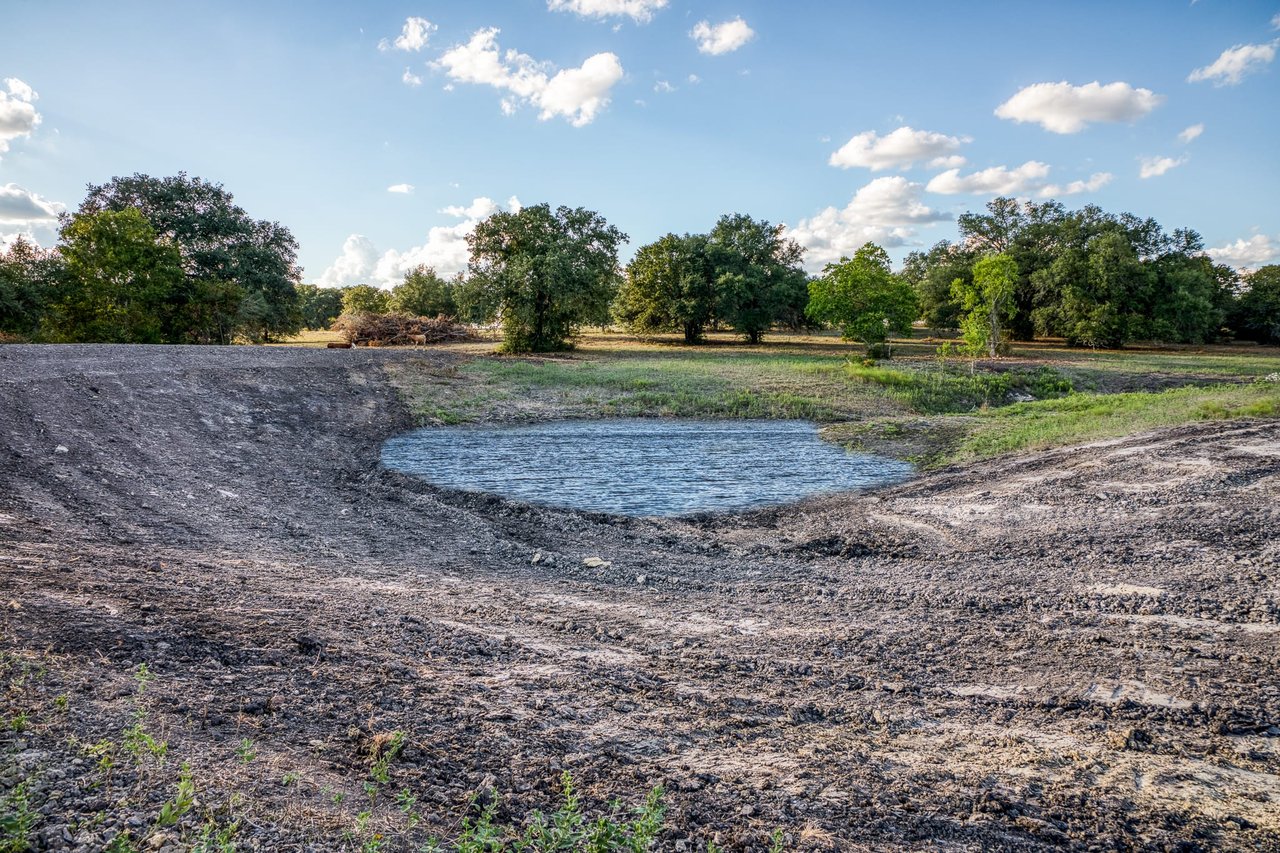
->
[155, 763, 196, 828]
[85, 739, 118, 775]
[235, 737, 256, 764]
[133, 663, 154, 694]
[281, 771, 299, 786]
[396, 789, 421, 830]
[7, 712, 28, 733]
[0, 780, 39, 853]
[122, 719, 167, 763]
[768, 828, 785, 853]
[103, 833, 140, 853]
[190, 817, 239, 853]
[370, 731, 407, 784]
[53, 695, 68, 712]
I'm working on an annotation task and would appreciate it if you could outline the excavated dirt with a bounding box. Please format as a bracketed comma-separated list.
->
[0, 344, 1277, 852]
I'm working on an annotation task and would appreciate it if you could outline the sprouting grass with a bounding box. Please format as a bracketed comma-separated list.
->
[951, 381, 1280, 462]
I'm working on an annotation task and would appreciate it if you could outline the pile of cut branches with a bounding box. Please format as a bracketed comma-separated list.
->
[331, 312, 475, 347]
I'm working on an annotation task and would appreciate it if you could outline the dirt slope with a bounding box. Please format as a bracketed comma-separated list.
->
[0, 344, 1277, 852]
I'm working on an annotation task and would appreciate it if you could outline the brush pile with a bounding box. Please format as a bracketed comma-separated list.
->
[330, 312, 475, 347]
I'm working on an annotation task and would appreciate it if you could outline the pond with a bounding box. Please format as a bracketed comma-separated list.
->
[381, 419, 913, 517]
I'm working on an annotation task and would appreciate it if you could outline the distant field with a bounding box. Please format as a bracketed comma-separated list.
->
[289, 328, 1280, 466]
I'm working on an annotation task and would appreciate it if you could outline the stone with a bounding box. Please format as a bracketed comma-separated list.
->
[583, 556, 611, 569]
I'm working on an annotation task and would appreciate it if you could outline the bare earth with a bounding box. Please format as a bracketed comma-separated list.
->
[1, 344, 1277, 851]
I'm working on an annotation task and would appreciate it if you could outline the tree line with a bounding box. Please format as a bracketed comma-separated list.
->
[3, 176, 1278, 353]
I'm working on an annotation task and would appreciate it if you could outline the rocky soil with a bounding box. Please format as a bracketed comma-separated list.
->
[0, 344, 1277, 852]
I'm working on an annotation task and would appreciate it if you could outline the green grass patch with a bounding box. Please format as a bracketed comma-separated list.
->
[951, 381, 1280, 462]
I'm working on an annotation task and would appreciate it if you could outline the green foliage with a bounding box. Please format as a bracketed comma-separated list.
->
[615, 233, 717, 343]
[0, 237, 55, 339]
[295, 283, 345, 330]
[468, 203, 625, 352]
[433, 772, 666, 852]
[235, 737, 256, 764]
[901, 240, 972, 330]
[391, 266, 459, 318]
[342, 284, 393, 315]
[845, 361, 1073, 414]
[708, 213, 807, 344]
[370, 731, 406, 784]
[77, 172, 303, 341]
[42, 208, 183, 344]
[155, 764, 196, 827]
[953, 252, 1018, 358]
[1233, 264, 1280, 343]
[806, 243, 917, 354]
[0, 780, 38, 853]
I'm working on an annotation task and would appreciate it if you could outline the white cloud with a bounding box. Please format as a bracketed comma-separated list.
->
[0, 183, 63, 225]
[1208, 234, 1278, 270]
[402, 68, 423, 87]
[318, 197, 519, 288]
[434, 28, 623, 126]
[687, 74, 700, 84]
[1273, 12, 1280, 30]
[387, 183, 414, 194]
[547, 0, 667, 23]
[1039, 172, 1113, 197]
[1139, 155, 1187, 179]
[828, 126, 970, 171]
[926, 161, 1052, 195]
[317, 234, 380, 288]
[994, 80, 1163, 133]
[785, 176, 950, 269]
[0, 78, 41, 157]
[1178, 123, 1204, 143]
[654, 80, 675, 93]
[379, 17, 437, 52]
[691, 18, 755, 55]
[1188, 41, 1277, 86]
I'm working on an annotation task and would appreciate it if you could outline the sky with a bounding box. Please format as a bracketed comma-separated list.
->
[2, 1, 1278, 287]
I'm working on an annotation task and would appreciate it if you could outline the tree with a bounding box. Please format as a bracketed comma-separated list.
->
[467, 203, 625, 352]
[77, 173, 302, 341]
[902, 240, 973, 330]
[708, 214, 807, 344]
[341, 284, 392, 315]
[806, 243, 917, 356]
[0, 236, 58, 338]
[614, 233, 717, 343]
[1233, 265, 1280, 344]
[295, 284, 344, 330]
[43, 208, 184, 343]
[390, 266, 457, 318]
[954, 253, 1018, 358]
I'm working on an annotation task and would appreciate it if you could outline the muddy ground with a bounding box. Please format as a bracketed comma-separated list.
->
[0, 344, 1277, 852]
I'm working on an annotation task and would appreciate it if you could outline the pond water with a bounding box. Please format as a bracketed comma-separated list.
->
[381, 418, 913, 517]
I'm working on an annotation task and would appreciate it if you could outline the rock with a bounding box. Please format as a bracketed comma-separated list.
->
[531, 552, 543, 565]
[636, 574, 647, 584]
[583, 556, 611, 569]
[54, 445, 68, 454]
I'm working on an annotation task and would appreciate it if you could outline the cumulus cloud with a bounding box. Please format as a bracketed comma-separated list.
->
[1178, 123, 1204, 143]
[1208, 234, 1278, 270]
[387, 184, 414, 194]
[379, 17, 437, 52]
[994, 81, 1163, 133]
[1039, 172, 1113, 198]
[784, 176, 950, 269]
[926, 161, 1052, 195]
[0, 78, 41, 157]
[317, 197, 519, 288]
[316, 234, 380, 288]
[402, 68, 423, 87]
[547, 0, 668, 23]
[1139, 155, 1187, 179]
[654, 80, 675, 93]
[1273, 12, 1280, 29]
[828, 126, 970, 172]
[434, 28, 623, 126]
[0, 183, 63, 225]
[1188, 41, 1277, 86]
[691, 18, 755, 55]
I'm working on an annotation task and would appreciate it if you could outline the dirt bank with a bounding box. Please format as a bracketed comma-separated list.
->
[1, 344, 1277, 851]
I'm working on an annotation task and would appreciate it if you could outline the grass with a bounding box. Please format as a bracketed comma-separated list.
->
[952, 380, 1280, 461]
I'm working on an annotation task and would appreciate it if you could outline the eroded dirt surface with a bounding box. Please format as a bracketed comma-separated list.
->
[0, 344, 1277, 852]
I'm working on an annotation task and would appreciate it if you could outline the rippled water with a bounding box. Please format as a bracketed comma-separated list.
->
[381, 418, 913, 517]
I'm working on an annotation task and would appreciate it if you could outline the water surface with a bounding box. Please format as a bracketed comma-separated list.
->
[381, 418, 912, 517]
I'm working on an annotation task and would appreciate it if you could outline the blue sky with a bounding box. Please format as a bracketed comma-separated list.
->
[2, 0, 1278, 285]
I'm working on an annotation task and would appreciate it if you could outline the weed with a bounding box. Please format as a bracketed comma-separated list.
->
[281, 771, 299, 786]
[0, 781, 39, 853]
[53, 695, 68, 712]
[104, 833, 139, 853]
[370, 731, 407, 784]
[155, 764, 196, 827]
[235, 737, 256, 764]
[6, 712, 28, 733]
[122, 719, 167, 764]
[190, 818, 239, 853]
